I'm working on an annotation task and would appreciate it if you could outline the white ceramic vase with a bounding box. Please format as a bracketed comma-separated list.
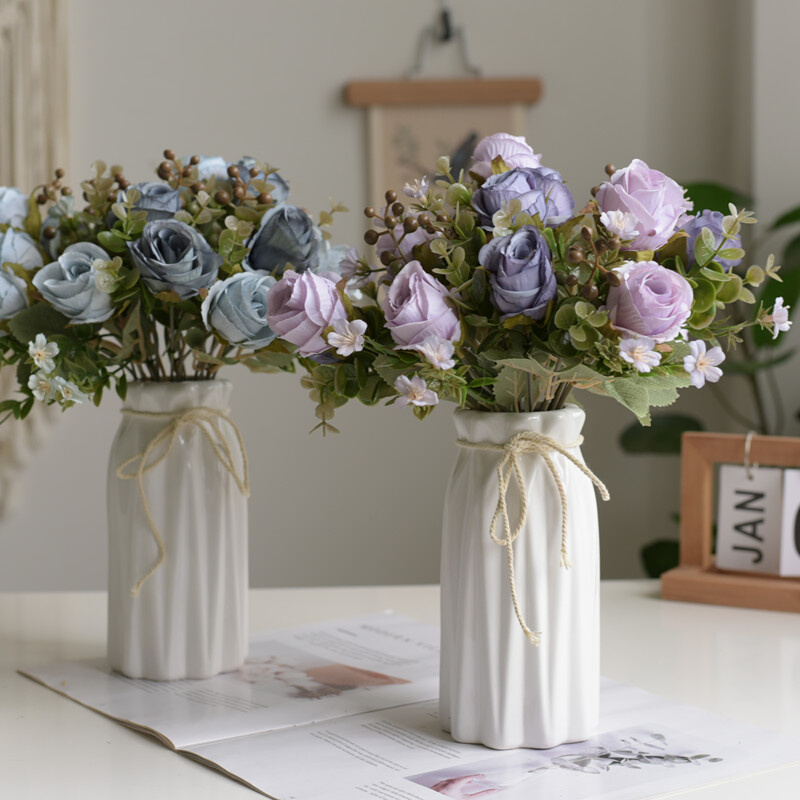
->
[440, 406, 600, 749]
[107, 380, 249, 680]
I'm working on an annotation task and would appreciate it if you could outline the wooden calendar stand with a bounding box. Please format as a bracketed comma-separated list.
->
[661, 431, 800, 613]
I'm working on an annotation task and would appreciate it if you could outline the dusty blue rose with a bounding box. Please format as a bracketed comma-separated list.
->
[0, 187, 28, 228]
[681, 210, 743, 270]
[32, 242, 113, 323]
[0, 267, 28, 320]
[128, 219, 222, 299]
[200, 272, 276, 349]
[0, 228, 43, 271]
[243, 205, 321, 277]
[195, 156, 229, 182]
[472, 167, 575, 228]
[479, 226, 556, 319]
[237, 157, 290, 204]
[130, 182, 181, 221]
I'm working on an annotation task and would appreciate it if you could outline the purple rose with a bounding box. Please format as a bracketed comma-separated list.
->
[376, 221, 438, 262]
[472, 167, 574, 228]
[596, 159, 692, 251]
[266, 270, 346, 356]
[605, 261, 693, 342]
[479, 226, 555, 320]
[471, 133, 542, 180]
[380, 260, 460, 348]
[681, 210, 743, 270]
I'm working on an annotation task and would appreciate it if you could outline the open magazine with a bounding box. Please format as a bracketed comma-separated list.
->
[21, 613, 800, 799]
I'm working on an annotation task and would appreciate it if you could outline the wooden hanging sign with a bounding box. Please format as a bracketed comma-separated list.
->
[344, 78, 543, 107]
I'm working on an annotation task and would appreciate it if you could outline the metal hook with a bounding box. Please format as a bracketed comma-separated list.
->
[744, 430, 759, 481]
[405, 3, 483, 79]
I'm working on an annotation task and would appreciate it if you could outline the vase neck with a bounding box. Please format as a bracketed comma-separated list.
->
[453, 406, 586, 447]
[123, 380, 233, 415]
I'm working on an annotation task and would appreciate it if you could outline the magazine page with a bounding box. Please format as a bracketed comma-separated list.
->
[21, 613, 439, 750]
[187, 679, 800, 800]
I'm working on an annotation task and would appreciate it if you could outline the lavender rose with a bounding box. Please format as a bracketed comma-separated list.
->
[266, 270, 346, 356]
[472, 167, 574, 228]
[681, 210, 743, 270]
[243, 205, 321, 277]
[479, 226, 555, 320]
[0, 187, 28, 228]
[380, 260, 460, 348]
[605, 261, 693, 342]
[128, 219, 222, 299]
[201, 272, 276, 349]
[376, 222, 438, 262]
[596, 159, 692, 251]
[471, 133, 542, 180]
[0, 266, 28, 320]
[32, 242, 113, 323]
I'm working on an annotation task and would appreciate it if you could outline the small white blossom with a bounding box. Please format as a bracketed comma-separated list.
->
[412, 336, 456, 371]
[394, 375, 439, 408]
[619, 336, 661, 373]
[684, 340, 725, 388]
[27, 371, 56, 402]
[95, 270, 118, 293]
[52, 376, 89, 405]
[402, 176, 430, 199]
[600, 210, 640, 241]
[327, 318, 367, 357]
[27, 334, 59, 374]
[768, 296, 792, 340]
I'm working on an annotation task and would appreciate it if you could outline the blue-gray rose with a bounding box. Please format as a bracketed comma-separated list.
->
[472, 167, 575, 228]
[194, 156, 229, 182]
[0, 187, 28, 229]
[0, 228, 43, 271]
[128, 219, 222, 299]
[130, 182, 181, 221]
[242, 205, 321, 277]
[32, 242, 113, 323]
[479, 226, 556, 319]
[681, 209, 743, 270]
[0, 266, 28, 320]
[237, 157, 289, 204]
[200, 272, 276, 349]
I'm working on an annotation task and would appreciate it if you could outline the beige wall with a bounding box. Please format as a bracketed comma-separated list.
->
[0, 0, 761, 590]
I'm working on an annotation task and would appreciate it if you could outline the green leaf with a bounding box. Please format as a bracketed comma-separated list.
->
[693, 227, 717, 268]
[24, 191, 42, 240]
[493, 365, 529, 410]
[97, 230, 128, 253]
[640, 539, 680, 578]
[683, 182, 751, 215]
[620, 414, 704, 454]
[8, 304, 69, 343]
[769, 204, 800, 231]
[692, 279, 716, 313]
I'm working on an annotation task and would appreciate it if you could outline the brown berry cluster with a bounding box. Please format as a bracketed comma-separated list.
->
[35, 168, 72, 207]
[363, 189, 443, 266]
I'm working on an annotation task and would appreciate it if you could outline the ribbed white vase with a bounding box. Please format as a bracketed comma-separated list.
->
[440, 406, 600, 749]
[107, 380, 248, 680]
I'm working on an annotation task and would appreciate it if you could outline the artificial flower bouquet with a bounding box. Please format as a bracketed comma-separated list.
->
[0, 152, 347, 420]
[262, 132, 790, 431]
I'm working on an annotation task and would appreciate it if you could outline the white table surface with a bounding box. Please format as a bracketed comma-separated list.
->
[1, 579, 798, 799]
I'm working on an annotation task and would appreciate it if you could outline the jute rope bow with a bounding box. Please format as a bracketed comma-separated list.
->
[457, 431, 610, 645]
[116, 406, 250, 597]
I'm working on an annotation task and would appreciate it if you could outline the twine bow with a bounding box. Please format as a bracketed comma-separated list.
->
[116, 406, 250, 597]
[457, 431, 609, 645]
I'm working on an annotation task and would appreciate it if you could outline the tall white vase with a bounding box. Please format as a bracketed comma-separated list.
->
[107, 380, 248, 680]
[440, 406, 600, 749]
